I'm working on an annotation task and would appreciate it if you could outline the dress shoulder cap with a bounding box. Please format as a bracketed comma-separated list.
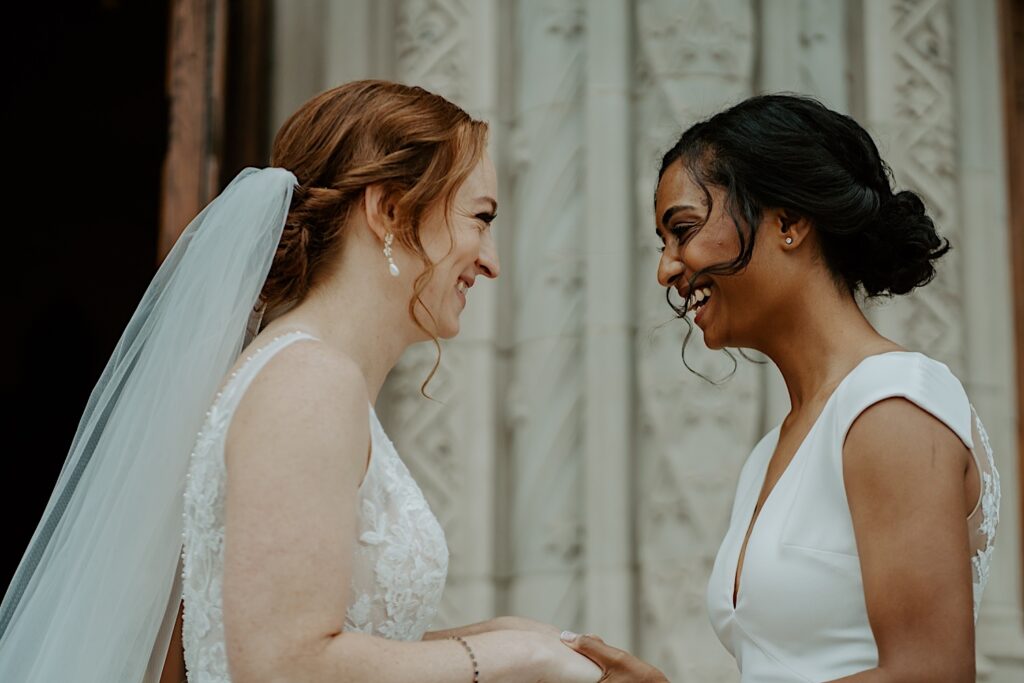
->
[835, 352, 972, 449]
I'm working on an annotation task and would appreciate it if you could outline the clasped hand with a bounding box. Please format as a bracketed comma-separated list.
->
[560, 631, 670, 683]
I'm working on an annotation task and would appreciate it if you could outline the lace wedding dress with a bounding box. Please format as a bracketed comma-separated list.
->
[180, 330, 449, 683]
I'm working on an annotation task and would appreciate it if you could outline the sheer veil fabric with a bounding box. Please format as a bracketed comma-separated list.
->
[0, 168, 295, 682]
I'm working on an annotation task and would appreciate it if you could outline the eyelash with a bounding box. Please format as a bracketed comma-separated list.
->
[475, 214, 497, 232]
[658, 224, 693, 253]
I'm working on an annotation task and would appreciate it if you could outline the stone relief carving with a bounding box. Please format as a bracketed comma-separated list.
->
[634, 1, 758, 680]
[796, 0, 848, 110]
[395, 0, 467, 101]
[382, 0, 476, 629]
[271, 2, 1020, 677]
[869, 0, 964, 373]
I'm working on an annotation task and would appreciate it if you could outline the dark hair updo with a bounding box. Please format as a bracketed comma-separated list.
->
[658, 94, 949, 298]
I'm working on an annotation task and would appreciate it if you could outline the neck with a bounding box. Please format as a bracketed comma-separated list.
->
[261, 268, 420, 405]
[753, 283, 899, 412]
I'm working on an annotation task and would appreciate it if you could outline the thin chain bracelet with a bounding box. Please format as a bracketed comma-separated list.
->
[451, 635, 480, 683]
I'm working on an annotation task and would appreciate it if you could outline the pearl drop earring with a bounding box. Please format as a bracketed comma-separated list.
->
[384, 233, 400, 277]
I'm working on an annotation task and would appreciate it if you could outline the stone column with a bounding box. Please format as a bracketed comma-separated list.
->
[502, 0, 587, 630]
[269, 0, 326, 133]
[633, 1, 758, 680]
[852, 0, 965, 374]
[759, 0, 848, 112]
[581, 0, 635, 649]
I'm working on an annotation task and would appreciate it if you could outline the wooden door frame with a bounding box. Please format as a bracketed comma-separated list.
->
[159, 0, 228, 262]
[1000, 0, 1024, 589]
[156, 3, 270, 679]
[158, 0, 272, 263]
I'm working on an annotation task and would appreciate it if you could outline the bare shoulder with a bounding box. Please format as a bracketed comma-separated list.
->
[225, 338, 370, 478]
[844, 397, 969, 494]
[840, 399, 975, 674]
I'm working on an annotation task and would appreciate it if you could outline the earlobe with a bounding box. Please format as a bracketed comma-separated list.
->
[778, 210, 809, 249]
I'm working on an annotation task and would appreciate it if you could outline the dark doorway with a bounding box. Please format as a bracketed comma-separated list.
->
[1, 0, 170, 590]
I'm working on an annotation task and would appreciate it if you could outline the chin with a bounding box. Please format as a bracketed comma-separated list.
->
[438, 319, 460, 340]
[703, 337, 726, 351]
[699, 325, 728, 351]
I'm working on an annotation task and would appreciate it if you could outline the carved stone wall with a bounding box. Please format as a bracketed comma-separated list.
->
[501, 0, 587, 630]
[852, 4, 1024, 678]
[857, 0, 965, 375]
[271, 1, 1023, 680]
[631, 3, 759, 679]
[383, 0, 504, 629]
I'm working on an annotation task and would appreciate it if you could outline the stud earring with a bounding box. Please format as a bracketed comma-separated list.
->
[384, 233, 400, 277]
[785, 237, 794, 245]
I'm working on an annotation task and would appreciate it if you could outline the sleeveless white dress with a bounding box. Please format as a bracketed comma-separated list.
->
[707, 351, 1000, 682]
[179, 331, 449, 683]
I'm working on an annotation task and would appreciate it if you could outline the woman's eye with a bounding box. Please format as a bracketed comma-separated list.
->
[657, 245, 666, 254]
[670, 223, 697, 244]
[474, 212, 497, 233]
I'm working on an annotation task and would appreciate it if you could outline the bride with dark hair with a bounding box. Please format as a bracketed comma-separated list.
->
[0, 80, 601, 683]
[567, 94, 998, 683]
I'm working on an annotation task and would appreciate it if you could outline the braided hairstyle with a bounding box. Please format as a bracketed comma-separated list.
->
[262, 80, 489, 337]
[657, 94, 949, 301]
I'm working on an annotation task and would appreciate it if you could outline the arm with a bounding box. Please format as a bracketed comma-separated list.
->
[425, 616, 562, 640]
[827, 398, 976, 683]
[221, 341, 601, 683]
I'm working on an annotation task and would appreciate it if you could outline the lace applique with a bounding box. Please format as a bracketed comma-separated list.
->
[968, 407, 1000, 622]
[180, 333, 448, 682]
[342, 412, 449, 640]
[181, 392, 233, 682]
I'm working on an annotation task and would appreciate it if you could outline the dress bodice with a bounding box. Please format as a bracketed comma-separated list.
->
[180, 331, 448, 683]
[706, 352, 999, 681]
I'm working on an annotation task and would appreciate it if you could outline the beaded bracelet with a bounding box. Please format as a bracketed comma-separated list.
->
[451, 635, 480, 683]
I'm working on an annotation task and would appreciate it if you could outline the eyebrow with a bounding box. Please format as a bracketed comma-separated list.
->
[656, 204, 698, 239]
[660, 204, 697, 227]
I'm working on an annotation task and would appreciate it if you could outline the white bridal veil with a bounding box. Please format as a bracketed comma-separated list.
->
[0, 167, 296, 682]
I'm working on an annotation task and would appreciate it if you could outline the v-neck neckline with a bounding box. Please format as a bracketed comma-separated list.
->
[729, 350, 911, 611]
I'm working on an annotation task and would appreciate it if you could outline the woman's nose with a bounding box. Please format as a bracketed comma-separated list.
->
[657, 249, 684, 287]
[477, 234, 500, 279]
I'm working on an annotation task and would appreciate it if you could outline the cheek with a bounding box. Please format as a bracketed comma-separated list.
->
[686, 231, 729, 268]
[453, 227, 481, 262]
[708, 222, 742, 255]
[417, 214, 458, 261]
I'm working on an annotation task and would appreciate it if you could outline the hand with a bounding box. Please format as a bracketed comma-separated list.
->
[515, 630, 603, 683]
[561, 632, 670, 682]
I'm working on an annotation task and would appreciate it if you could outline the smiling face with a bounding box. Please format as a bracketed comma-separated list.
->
[414, 153, 500, 339]
[654, 158, 793, 350]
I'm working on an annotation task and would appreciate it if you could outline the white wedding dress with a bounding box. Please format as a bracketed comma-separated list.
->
[707, 352, 999, 681]
[180, 330, 449, 683]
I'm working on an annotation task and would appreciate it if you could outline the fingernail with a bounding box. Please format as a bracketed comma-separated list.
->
[560, 630, 579, 643]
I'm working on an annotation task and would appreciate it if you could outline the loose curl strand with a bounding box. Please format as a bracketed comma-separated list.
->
[656, 94, 949, 381]
[262, 80, 489, 395]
